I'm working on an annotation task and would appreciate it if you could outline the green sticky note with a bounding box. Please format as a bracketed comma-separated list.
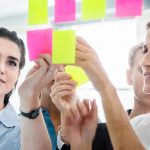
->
[82, 0, 106, 20]
[52, 30, 76, 64]
[28, 0, 48, 25]
[65, 65, 89, 87]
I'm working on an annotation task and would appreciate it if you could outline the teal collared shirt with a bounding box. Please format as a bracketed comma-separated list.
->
[42, 109, 57, 150]
[0, 102, 20, 150]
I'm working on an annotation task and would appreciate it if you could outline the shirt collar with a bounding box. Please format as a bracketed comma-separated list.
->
[42, 108, 49, 114]
[0, 103, 20, 127]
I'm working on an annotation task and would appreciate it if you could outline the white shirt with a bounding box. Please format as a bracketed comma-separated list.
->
[131, 113, 150, 150]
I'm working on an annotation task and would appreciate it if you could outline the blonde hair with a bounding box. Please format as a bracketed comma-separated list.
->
[128, 43, 143, 69]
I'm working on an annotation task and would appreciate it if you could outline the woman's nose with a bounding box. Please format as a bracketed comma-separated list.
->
[0, 62, 6, 75]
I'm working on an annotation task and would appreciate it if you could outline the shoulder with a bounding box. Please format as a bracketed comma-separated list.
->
[131, 113, 150, 128]
[130, 113, 150, 150]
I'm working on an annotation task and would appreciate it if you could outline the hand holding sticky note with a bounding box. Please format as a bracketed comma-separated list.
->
[52, 30, 76, 64]
[65, 65, 89, 87]
[27, 28, 52, 61]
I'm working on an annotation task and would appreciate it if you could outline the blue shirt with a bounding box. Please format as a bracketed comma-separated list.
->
[42, 109, 57, 150]
[0, 103, 20, 150]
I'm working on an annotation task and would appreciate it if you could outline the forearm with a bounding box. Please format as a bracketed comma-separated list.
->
[76, 37, 145, 150]
[20, 97, 52, 150]
[94, 71, 145, 150]
[70, 138, 92, 150]
[82, 143, 92, 150]
[101, 87, 144, 150]
[21, 111, 51, 150]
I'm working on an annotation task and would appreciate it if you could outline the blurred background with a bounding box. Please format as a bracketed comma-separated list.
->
[1, 0, 150, 121]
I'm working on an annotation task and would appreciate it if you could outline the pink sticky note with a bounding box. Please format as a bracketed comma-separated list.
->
[116, 0, 143, 17]
[54, 0, 76, 23]
[27, 29, 53, 61]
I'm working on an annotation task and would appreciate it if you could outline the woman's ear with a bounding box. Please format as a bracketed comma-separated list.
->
[126, 69, 132, 85]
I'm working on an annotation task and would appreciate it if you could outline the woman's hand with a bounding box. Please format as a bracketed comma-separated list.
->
[19, 54, 55, 112]
[76, 37, 110, 91]
[50, 71, 77, 113]
[62, 99, 98, 150]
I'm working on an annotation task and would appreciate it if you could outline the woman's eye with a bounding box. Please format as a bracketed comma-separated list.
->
[8, 60, 17, 67]
[143, 45, 148, 54]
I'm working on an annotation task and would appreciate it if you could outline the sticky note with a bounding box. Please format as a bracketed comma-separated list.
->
[65, 65, 89, 87]
[116, 0, 142, 17]
[28, 0, 48, 25]
[82, 0, 106, 20]
[52, 30, 76, 64]
[27, 29, 52, 61]
[54, 0, 76, 23]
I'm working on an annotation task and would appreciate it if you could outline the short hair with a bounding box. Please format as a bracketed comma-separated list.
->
[128, 43, 143, 69]
[146, 22, 150, 31]
[0, 27, 26, 105]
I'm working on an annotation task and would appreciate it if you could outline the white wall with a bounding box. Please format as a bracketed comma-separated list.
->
[7, 19, 137, 122]
[0, 1, 149, 121]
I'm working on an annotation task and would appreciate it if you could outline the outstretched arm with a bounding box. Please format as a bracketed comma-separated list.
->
[19, 54, 53, 150]
[75, 37, 145, 150]
[50, 71, 98, 150]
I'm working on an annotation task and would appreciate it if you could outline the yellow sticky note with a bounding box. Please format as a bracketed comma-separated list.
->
[52, 30, 76, 64]
[65, 65, 89, 87]
[82, 0, 106, 20]
[28, 0, 48, 25]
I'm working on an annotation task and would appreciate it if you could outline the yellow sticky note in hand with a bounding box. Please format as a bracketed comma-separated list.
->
[82, 0, 106, 20]
[28, 0, 48, 25]
[52, 30, 76, 64]
[65, 65, 89, 87]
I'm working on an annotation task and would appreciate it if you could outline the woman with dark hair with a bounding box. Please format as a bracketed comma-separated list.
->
[0, 27, 25, 150]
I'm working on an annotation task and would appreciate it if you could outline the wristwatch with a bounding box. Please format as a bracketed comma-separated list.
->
[20, 107, 40, 119]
